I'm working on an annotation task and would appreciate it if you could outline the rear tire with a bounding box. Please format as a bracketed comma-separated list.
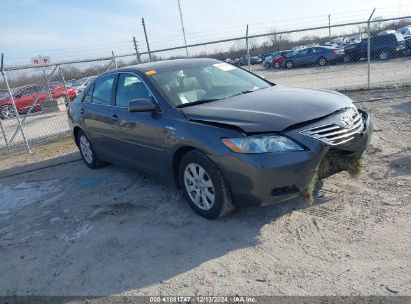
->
[379, 51, 389, 60]
[318, 57, 327, 66]
[264, 62, 271, 69]
[343, 54, 352, 63]
[285, 60, 293, 69]
[77, 130, 107, 169]
[179, 150, 234, 219]
[273, 61, 281, 69]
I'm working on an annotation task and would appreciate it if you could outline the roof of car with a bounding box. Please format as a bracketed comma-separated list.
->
[113, 58, 221, 73]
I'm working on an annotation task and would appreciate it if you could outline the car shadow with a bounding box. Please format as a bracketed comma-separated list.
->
[0, 153, 323, 298]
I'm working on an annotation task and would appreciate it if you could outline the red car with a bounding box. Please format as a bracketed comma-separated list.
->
[0, 84, 77, 119]
[271, 50, 291, 69]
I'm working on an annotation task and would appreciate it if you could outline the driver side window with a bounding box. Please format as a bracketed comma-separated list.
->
[116, 74, 150, 107]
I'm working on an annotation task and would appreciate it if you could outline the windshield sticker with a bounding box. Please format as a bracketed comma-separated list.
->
[213, 63, 236, 71]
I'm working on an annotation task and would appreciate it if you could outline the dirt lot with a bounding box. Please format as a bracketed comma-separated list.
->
[0, 89, 410, 297]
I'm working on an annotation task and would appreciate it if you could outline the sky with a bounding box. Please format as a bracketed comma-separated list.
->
[0, 0, 410, 65]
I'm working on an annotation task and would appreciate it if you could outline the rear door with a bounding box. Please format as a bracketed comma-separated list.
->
[80, 73, 118, 162]
[109, 72, 165, 176]
[294, 49, 310, 65]
[307, 48, 320, 64]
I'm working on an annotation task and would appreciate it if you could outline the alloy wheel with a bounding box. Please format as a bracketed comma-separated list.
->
[183, 163, 215, 210]
[0, 105, 16, 119]
[318, 57, 327, 66]
[379, 52, 389, 60]
[79, 134, 93, 164]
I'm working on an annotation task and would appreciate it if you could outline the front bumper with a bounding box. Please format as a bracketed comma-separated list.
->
[210, 109, 372, 207]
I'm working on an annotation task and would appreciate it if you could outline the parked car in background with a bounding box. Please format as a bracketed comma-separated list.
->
[343, 33, 406, 62]
[271, 50, 291, 69]
[0, 84, 77, 119]
[378, 30, 396, 36]
[262, 54, 275, 68]
[0, 89, 8, 99]
[404, 37, 411, 55]
[71, 76, 96, 93]
[397, 25, 411, 38]
[68, 58, 372, 219]
[262, 51, 290, 69]
[234, 56, 263, 66]
[324, 37, 348, 48]
[284, 46, 344, 69]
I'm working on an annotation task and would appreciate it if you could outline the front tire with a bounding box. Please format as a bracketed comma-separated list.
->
[264, 62, 271, 69]
[273, 61, 281, 69]
[0, 105, 16, 119]
[179, 150, 234, 219]
[77, 130, 107, 169]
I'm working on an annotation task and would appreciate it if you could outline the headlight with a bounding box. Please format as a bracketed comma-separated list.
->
[222, 135, 304, 153]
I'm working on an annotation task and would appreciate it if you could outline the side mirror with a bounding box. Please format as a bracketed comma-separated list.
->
[128, 98, 156, 112]
[14, 93, 22, 98]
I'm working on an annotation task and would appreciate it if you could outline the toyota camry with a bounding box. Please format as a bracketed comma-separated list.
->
[67, 58, 372, 219]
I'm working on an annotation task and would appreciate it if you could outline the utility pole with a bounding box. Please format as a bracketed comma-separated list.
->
[177, 0, 189, 57]
[328, 14, 331, 38]
[133, 36, 141, 63]
[142, 18, 152, 62]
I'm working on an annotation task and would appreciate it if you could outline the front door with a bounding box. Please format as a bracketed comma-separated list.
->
[110, 73, 165, 176]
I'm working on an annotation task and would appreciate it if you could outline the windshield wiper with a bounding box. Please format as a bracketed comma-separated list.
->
[176, 98, 223, 108]
[229, 88, 263, 98]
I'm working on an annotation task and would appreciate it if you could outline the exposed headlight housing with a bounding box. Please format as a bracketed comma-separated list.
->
[222, 135, 304, 153]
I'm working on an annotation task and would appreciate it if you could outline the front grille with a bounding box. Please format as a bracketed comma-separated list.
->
[300, 110, 364, 146]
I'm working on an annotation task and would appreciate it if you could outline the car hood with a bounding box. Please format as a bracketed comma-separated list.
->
[181, 85, 353, 133]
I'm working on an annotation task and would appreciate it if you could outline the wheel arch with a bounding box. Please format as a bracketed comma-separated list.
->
[73, 125, 82, 147]
[172, 146, 198, 188]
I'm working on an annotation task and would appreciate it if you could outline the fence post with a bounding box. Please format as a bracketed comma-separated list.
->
[246, 24, 250, 71]
[111, 51, 118, 68]
[133, 36, 141, 64]
[367, 8, 376, 89]
[0, 56, 32, 153]
[142, 18, 152, 62]
[328, 14, 331, 38]
[0, 53, 9, 147]
[58, 65, 70, 106]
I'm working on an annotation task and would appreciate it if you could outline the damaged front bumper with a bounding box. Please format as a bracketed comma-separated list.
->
[209, 109, 373, 207]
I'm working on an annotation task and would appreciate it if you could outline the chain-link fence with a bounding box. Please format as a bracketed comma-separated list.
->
[1, 16, 410, 153]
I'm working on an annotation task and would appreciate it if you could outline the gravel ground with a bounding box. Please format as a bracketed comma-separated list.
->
[0, 89, 410, 297]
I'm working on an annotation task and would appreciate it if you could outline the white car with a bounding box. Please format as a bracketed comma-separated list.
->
[397, 25, 411, 38]
[71, 76, 96, 93]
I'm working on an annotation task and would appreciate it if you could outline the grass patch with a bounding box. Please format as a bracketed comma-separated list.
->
[301, 156, 363, 205]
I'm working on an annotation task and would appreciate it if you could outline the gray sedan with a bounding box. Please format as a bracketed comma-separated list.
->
[67, 58, 372, 219]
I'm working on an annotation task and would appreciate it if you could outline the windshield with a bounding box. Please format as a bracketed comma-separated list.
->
[150, 62, 272, 107]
